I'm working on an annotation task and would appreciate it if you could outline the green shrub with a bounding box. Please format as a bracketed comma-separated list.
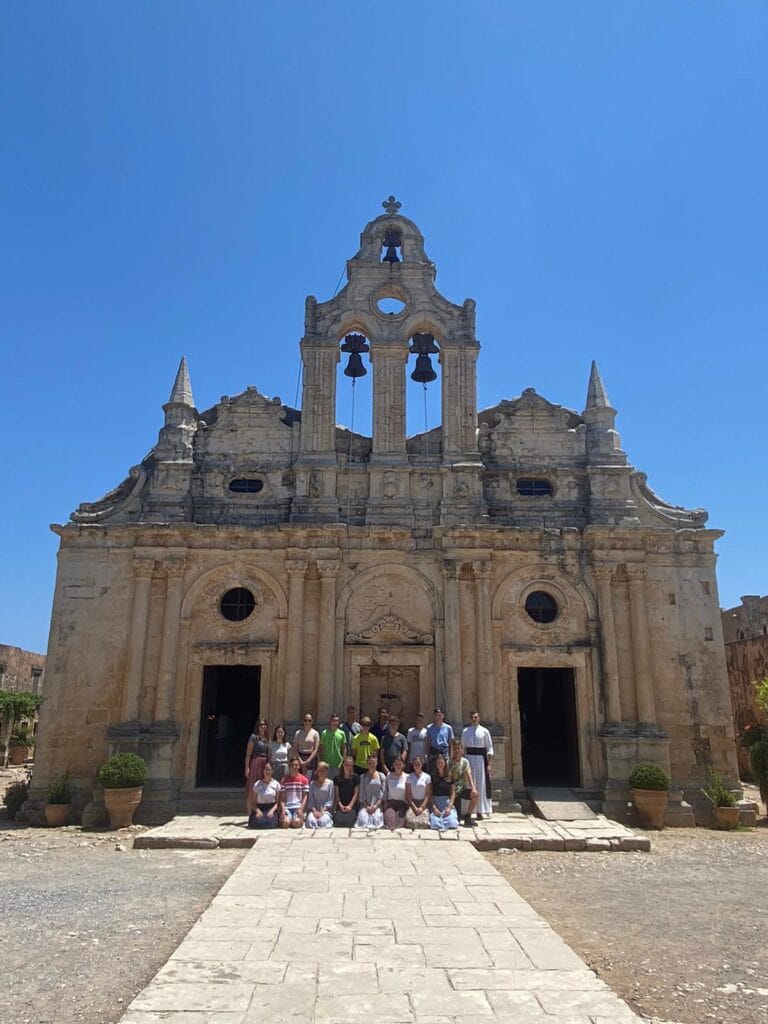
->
[46, 772, 72, 805]
[701, 767, 738, 807]
[3, 780, 29, 820]
[628, 761, 670, 791]
[748, 737, 768, 808]
[98, 753, 147, 789]
[9, 729, 34, 747]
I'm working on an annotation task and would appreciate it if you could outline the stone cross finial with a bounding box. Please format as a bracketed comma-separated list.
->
[382, 195, 401, 216]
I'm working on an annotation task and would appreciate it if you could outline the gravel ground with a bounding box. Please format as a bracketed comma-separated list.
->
[0, 820, 243, 1024]
[488, 820, 768, 1024]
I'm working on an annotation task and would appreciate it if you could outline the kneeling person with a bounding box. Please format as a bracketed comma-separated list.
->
[280, 756, 309, 828]
[248, 761, 281, 829]
[306, 762, 335, 829]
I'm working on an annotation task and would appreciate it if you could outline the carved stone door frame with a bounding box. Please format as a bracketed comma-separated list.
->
[347, 646, 434, 720]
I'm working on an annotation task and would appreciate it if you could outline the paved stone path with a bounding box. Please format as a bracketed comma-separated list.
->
[120, 830, 642, 1023]
[134, 811, 649, 853]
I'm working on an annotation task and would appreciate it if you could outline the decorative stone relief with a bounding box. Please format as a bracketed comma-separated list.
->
[346, 615, 433, 646]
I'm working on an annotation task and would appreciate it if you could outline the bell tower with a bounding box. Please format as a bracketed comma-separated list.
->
[292, 198, 484, 525]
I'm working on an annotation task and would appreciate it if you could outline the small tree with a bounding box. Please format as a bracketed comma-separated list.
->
[0, 691, 43, 767]
[748, 677, 768, 810]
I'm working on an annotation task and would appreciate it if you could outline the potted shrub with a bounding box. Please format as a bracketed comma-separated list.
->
[44, 772, 72, 827]
[8, 729, 34, 766]
[701, 767, 740, 829]
[3, 779, 29, 820]
[629, 761, 670, 829]
[98, 753, 147, 829]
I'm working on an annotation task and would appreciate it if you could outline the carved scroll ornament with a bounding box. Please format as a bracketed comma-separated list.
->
[346, 614, 433, 646]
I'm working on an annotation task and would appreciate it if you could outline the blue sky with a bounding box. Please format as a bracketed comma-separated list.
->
[2, 2, 767, 653]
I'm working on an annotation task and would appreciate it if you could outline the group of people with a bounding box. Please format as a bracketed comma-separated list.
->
[243, 706, 494, 831]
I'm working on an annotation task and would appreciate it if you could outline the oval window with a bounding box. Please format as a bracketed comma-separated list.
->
[220, 587, 256, 622]
[516, 478, 553, 497]
[229, 478, 264, 494]
[377, 296, 406, 315]
[524, 590, 558, 624]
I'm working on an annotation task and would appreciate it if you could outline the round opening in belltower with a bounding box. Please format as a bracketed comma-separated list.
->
[524, 590, 558, 624]
[377, 296, 406, 315]
[220, 587, 256, 622]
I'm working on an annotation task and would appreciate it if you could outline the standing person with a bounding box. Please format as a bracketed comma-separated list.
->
[279, 756, 309, 828]
[379, 714, 408, 773]
[292, 713, 320, 781]
[429, 754, 459, 831]
[248, 761, 281, 829]
[405, 755, 432, 829]
[425, 707, 454, 771]
[383, 756, 408, 830]
[333, 755, 359, 827]
[319, 713, 347, 779]
[269, 723, 291, 781]
[461, 711, 495, 819]
[244, 719, 270, 814]
[406, 713, 428, 770]
[372, 707, 390, 743]
[354, 754, 385, 830]
[351, 716, 380, 776]
[448, 739, 478, 828]
[306, 762, 335, 829]
[341, 705, 361, 750]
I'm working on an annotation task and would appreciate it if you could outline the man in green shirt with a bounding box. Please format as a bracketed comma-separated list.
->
[319, 713, 347, 779]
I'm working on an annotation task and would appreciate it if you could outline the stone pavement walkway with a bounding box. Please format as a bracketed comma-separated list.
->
[120, 830, 643, 1023]
[134, 811, 650, 853]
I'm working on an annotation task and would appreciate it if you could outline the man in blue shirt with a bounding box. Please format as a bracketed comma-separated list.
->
[425, 707, 454, 771]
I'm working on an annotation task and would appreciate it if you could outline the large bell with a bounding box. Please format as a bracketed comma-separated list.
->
[409, 331, 439, 384]
[340, 333, 369, 378]
[381, 229, 401, 264]
[411, 353, 437, 384]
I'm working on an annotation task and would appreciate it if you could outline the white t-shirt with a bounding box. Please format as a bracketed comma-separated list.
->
[407, 771, 431, 802]
[253, 778, 281, 804]
[386, 772, 408, 802]
[407, 726, 427, 760]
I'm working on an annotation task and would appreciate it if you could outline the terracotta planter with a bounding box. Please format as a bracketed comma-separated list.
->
[104, 787, 143, 829]
[631, 788, 668, 829]
[45, 803, 71, 827]
[713, 805, 740, 830]
[8, 744, 29, 766]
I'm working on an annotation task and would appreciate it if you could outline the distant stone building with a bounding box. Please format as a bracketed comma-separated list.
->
[721, 595, 768, 777]
[0, 644, 45, 757]
[31, 199, 738, 824]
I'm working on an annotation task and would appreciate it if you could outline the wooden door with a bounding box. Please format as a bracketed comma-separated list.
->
[359, 666, 420, 732]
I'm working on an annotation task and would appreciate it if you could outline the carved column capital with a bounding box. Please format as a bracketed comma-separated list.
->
[317, 559, 340, 579]
[133, 559, 156, 579]
[472, 560, 493, 580]
[286, 559, 308, 579]
[163, 560, 187, 579]
[441, 559, 461, 581]
[592, 568, 614, 583]
[625, 566, 647, 583]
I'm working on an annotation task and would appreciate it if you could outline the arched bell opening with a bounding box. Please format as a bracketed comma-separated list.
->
[406, 331, 441, 447]
[381, 227, 403, 264]
[336, 332, 372, 438]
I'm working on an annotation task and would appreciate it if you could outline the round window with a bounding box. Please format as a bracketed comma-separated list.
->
[524, 590, 558, 624]
[220, 587, 256, 622]
[377, 296, 406, 315]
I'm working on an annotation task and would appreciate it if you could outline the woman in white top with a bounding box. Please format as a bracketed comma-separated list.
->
[269, 723, 291, 781]
[383, 756, 408, 830]
[306, 762, 335, 829]
[248, 761, 281, 829]
[354, 754, 385, 830]
[405, 755, 432, 829]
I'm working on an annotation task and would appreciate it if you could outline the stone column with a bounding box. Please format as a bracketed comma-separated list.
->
[154, 560, 186, 723]
[370, 344, 408, 457]
[299, 343, 339, 455]
[441, 560, 463, 725]
[627, 567, 656, 725]
[593, 568, 622, 724]
[473, 561, 496, 724]
[316, 559, 339, 719]
[440, 346, 478, 459]
[121, 559, 155, 722]
[284, 559, 307, 724]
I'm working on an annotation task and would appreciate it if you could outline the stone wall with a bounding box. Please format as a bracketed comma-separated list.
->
[724, 634, 768, 777]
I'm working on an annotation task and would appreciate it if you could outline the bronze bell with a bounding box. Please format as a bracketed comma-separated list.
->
[409, 332, 439, 384]
[382, 229, 401, 264]
[340, 333, 369, 378]
[411, 353, 437, 384]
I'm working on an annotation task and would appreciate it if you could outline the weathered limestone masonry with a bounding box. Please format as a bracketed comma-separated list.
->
[722, 594, 768, 777]
[32, 199, 738, 825]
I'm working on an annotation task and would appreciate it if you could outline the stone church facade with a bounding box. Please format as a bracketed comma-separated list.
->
[32, 200, 737, 824]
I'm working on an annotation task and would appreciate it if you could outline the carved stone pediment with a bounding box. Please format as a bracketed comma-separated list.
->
[346, 615, 433, 646]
